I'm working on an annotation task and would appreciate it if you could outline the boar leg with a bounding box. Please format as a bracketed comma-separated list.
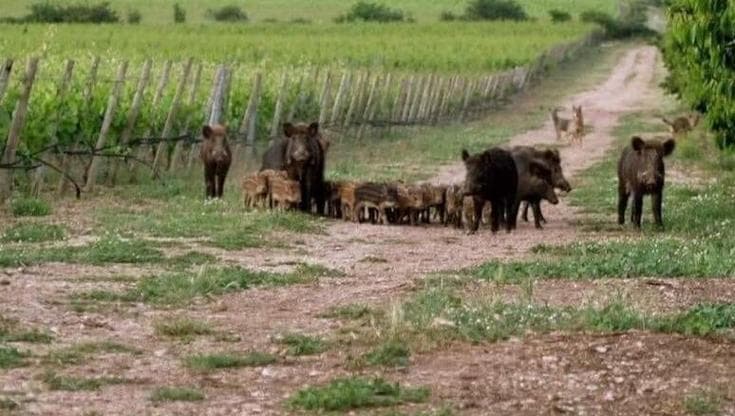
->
[470, 197, 484, 234]
[632, 193, 644, 228]
[505, 198, 519, 232]
[534, 202, 546, 223]
[204, 166, 216, 199]
[299, 180, 310, 212]
[520, 201, 530, 222]
[652, 192, 664, 228]
[216, 172, 227, 198]
[532, 200, 544, 229]
[617, 184, 629, 225]
[488, 199, 502, 234]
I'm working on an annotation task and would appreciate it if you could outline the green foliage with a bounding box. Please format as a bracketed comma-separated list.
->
[0, 223, 66, 243]
[465, 0, 528, 21]
[320, 304, 374, 320]
[184, 352, 277, 371]
[439, 11, 458, 21]
[41, 371, 128, 391]
[127, 8, 142, 24]
[154, 317, 215, 338]
[663, 0, 735, 148]
[151, 387, 205, 402]
[580, 7, 653, 39]
[0, 398, 19, 411]
[549, 9, 571, 22]
[659, 304, 735, 337]
[288, 377, 429, 411]
[336, 2, 409, 23]
[0, 346, 26, 368]
[173, 3, 186, 23]
[10, 197, 51, 217]
[277, 333, 327, 356]
[363, 341, 410, 367]
[3, 1, 120, 23]
[683, 389, 722, 416]
[0, 317, 54, 344]
[45, 342, 140, 366]
[206, 5, 248, 22]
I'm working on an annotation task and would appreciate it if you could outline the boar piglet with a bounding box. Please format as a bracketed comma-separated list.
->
[618, 136, 675, 228]
[444, 184, 464, 229]
[461, 147, 518, 234]
[269, 176, 302, 211]
[354, 182, 398, 225]
[200, 125, 232, 199]
[241, 172, 268, 209]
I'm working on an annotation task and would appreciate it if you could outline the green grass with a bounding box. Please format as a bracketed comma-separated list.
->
[167, 251, 219, 269]
[44, 342, 141, 366]
[0, 398, 19, 410]
[277, 333, 328, 356]
[9, 197, 51, 217]
[0, 223, 66, 243]
[683, 389, 723, 416]
[288, 377, 430, 411]
[154, 317, 215, 338]
[320, 304, 374, 320]
[0, 235, 163, 267]
[0, 317, 54, 344]
[183, 352, 277, 371]
[0, 346, 27, 369]
[362, 341, 411, 367]
[41, 371, 130, 391]
[150, 386, 205, 402]
[0, 0, 617, 24]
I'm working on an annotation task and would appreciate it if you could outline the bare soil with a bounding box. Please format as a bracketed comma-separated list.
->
[2, 45, 734, 415]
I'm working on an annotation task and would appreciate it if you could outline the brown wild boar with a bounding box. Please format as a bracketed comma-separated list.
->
[618, 136, 675, 228]
[444, 184, 464, 229]
[354, 182, 398, 225]
[339, 182, 358, 222]
[241, 172, 268, 209]
[420, 183, 447, 224]
[513, 146, 571, 225]
[200, 124, 232, 198]
[395, 184, 425, 225]
[269, 176, 302, 211]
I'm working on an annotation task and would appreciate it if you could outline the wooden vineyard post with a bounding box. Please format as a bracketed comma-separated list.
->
[390, 76, 406, 131]
[269, 71, 289, 141]
[459, 77, 473, 122]
[187, 66, 223, 169]
[288, 66, 317, 123]
[343, 71, 364, 130]
[239, 72, 263, 148]
[317, 71, 332, 127]
[152, 59, 192, 173]
[84, 61, 128, 192]
[209, 66, 230, 125]
[0, 58, 39, 203]
[285, 71, 306, 123]
[400, 75, 415, 124]
[30, 59, 76, 196]
[329, 71, 350, 128]
[168, 62, 201, 172]
[357, 74, 380, 139]
[0, 59, 13, 105]
[109, 59, 152, 184]
[57, 57, 100, 195]
[407, 75, 425, 124]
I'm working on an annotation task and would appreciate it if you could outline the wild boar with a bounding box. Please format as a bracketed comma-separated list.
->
[241, 172, 268, 209]
[354, 182, 398, 225]
[444, 183, 464, 229]
[512, 146, 571, 225]
[461, 147, 518, 234]
[200, 124, 232, 199]
[269, 176, 302, 211]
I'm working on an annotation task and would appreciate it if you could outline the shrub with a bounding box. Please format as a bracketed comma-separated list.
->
[580, 10, 653, 39]
[439, 11, 458, 21]
[549, 9, 571, 23]
[465, 0, 528, 21]
[11, 197, 51, 217]
[127, 9, 142, 24]
[23, 1, 119, 23]
[173, 3, 186, 23]
[207, 5, 248, 22]
[336, 2, 408, 23]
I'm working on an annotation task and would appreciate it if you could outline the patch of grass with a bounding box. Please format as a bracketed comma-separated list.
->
[658, 304, 735, 337]
[0, 397, 19, 410]
[167, 251, 218, 269]
[363, 341, 411, 367]
[320, 304, 374, 320]
[359, 256, 389, 263]
[277, 333, 327, 356]
[150, 386, 205, 402]
[683, 389, 722, 416]
[0, 346, 26, 368]
[45, 342, 141, 366]
[292, 263, 345, 278]
[288, 377, 429, 411]
[154, 317, 215, 338]
[0, 235, 164, 267]
[0, 317, 54, 344]
[41, 371, 129, 391]
[183, 352, 277, 372]
[0, 223, 66, 243]
[10, 197, 51, 217]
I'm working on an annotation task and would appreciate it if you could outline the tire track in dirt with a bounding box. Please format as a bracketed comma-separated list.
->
[218, 46, 662, 336]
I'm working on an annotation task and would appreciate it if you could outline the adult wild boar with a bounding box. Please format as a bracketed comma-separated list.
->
[511, 155, 559, 229]
[461, 147, 518, 234]
[200, 124, 232, 199]
[261, 122, 326, 213]
[511, 146, 571, 225]
[618, 136, 675, 228]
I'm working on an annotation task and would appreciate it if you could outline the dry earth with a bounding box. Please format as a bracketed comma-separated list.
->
[2, 44, 734, 415]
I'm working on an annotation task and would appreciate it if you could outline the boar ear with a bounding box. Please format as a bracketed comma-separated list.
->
[202, 125, 213, 139]
[529, 159, 551, 178]
[663, 139, 676, 156]
[631, 136, 645, 152]
[318, 137, 330, 153]
[283, 123, 295, 138]
[308, 122, 319, 136]
[461, 149, 470, 162]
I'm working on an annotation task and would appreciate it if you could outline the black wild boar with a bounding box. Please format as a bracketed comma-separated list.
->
[200, 124, 232, 199]
[461, 147, 518, 234]
[261, 122, 326, 213]
[512, 156, 559, 229]
[511, 146, 571, 225]
[618, 136, 675, 228]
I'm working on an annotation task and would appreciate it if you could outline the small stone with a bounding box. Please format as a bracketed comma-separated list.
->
[542, 355, 559, 364]
[614, 377, 624, 384]
[603, 391, 615, 401]
[261, 367, 276, 378]
[594, 345, 609, 353]
[430, 317, 456, 328]
[154, 349, 167, 357]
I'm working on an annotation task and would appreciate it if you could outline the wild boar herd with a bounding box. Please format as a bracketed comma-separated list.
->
[201, 108, 682, 233]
